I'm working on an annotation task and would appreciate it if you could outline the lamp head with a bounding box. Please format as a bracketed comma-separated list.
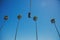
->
[28, 12, 31, 18]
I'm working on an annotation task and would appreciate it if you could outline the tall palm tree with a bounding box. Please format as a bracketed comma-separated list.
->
[14, 14, 22, 40]
[0, 16, 8, 31]
[33, 16, 38, 40]
[28, 0, 32, 18]
[51, 18, 60, 38]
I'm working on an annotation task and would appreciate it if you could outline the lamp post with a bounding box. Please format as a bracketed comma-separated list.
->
[33, 16, 38, 40]
[14, 14, 22, 40]
[0, 16, 8, 31]
[51, 18, 60, 38]
[28, 0, 32, 18]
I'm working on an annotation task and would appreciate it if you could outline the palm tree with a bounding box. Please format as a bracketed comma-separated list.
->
[0, 16, 8, 31]
[14, 14, 22, 40]
[28, 0, 32, 18]
[51, 18, 60, 38]
[33, 16, 38, 40]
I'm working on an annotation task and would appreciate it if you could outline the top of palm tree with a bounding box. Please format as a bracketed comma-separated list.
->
[17, 14, 22, 20]
[33, 16, 38, 21]
[51, 18, 55, 23]
[4, 16, 8, 20]
[28, 12, 31, 18]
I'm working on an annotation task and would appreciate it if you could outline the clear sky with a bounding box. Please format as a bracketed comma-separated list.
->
[0, 0, 60, 40]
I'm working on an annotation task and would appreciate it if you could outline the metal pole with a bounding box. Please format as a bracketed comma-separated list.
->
[28, 0, 32, 18]
[30, 0, 32, 12]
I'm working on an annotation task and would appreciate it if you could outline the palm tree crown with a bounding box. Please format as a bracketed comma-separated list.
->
[17, 14, 22, 20]
[33, 16, 38, 21]
[4, 16, 8, 20]
[51, 18, 55, 23]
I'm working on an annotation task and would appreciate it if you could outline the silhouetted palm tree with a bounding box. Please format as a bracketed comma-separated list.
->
[33, 16, 38, 40]
[0, 16, 8, 31]
[51, 18, 60, 38]
[14, 14, 22, 40]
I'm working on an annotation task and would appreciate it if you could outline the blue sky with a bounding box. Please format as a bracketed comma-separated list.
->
[0, 0, 60, 40]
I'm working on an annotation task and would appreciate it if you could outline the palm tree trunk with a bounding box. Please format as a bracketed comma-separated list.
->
[35, 21, 38, 40]
[54, 23, 60, 38]
[14, 20, 20, 40]
[0, 21, 6, 31]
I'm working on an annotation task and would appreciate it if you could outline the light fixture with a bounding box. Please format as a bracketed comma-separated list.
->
[28, 0, 32, 18]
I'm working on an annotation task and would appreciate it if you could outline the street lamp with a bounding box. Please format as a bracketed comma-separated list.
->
[33, 16, 38, 40]
[14, 14, 22, 40]
[28, 0, 32, 18]
[28, 12, 31, 18]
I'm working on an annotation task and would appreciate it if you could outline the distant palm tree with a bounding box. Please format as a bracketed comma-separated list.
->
[0, 16, 8, 31]
[33, 16, 38, 40]
[51, 18, 60, 38]
[14, 14, 22, 40]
